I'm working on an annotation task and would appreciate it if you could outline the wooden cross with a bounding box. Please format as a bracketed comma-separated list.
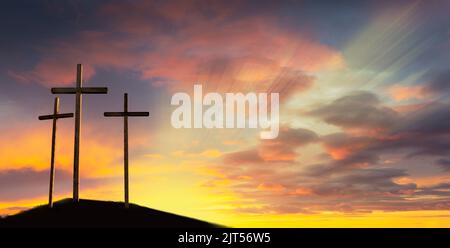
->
[51, 64, 108, 202]
[104, 93, 149, 208]
[38, 97, 74, 208]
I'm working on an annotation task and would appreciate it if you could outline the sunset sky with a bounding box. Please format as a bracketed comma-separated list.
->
[1, 0, 450, 227]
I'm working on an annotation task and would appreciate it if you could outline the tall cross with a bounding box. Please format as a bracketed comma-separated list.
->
[51, 64, 108, 202]
[38, 97, 74, 208]
[104, 93, 149, 208]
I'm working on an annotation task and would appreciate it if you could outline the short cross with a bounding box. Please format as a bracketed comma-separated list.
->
[38, 97, 74, 208]
[104, 93, 149, 208]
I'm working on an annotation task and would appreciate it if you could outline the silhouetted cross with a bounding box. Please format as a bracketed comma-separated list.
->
[51, 64, 108, 202]
[104, 93, 149, 208]
[38, 97, 74, 208]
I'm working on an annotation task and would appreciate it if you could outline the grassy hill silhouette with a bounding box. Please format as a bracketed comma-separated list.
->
[0, 198, 222, 228]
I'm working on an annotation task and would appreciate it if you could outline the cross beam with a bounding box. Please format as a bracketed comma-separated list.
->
[39, 113, 74, 120]
[104, 112, 150, 117]
[104, 93, 149, 208]
[51, 87, 108, 94]
[51, 64, 108, 202]
[38, 97, 74, 208]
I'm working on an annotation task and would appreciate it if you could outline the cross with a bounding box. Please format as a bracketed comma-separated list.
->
[51, 64, 108, 202]
[104, 93, 149, 208]
[38, 97, 74, 208]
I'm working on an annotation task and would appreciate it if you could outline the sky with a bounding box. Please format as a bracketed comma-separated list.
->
[1, 0, 450, 227]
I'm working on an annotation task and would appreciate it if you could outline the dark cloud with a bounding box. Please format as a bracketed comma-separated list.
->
[223, 149, 263, 165]
[422, 182, 450, 191]
[322, 132, 370, 148]
[210, 160, 450, 214]
[216, 94, 450, 214]
[298, 168, 419, 212]
[309, 91, 399, 130]
[308, 94, 450, 173]
[324, 168, 416, 195]
[300, 133, 381, 176]
[0, 167, 70, 201]
[0, 167, 119, 202]
[436, 159, 450, 171]
[371, 103, 450, 158]
[304, 152, 381, 177]
[424, 69, 450, 94]
[264, 126, 319, 147]
[415, 183, 450, 198]
[393, 102, 450, 136]
[224, 127, 319, 164]
[266, 69, 315, 102]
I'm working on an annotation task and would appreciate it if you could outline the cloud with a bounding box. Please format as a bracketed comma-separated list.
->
[10, 0, 343, 106]
[416, 183, 450, 199]
[0, 124, 124, 177]
[388, 69, 450, 101]
[210, 152, 450, 214]
[0, 167, 120, 202]
[9, 31, 133, 85]
[308, 92, 450, 169]
[309, 91, 399, 131]
[394, 102, 450, 137]
[388, 85, 428, 101]
[212, 149, 450, 214]
[212, 93, 450, 214]
[259, 127, 319, 162]
[317, 168, 416, 197]
[388, 70, 450, 101]
[224, 149, 263, 165]
[223, 127, 319, 164]
[423, 69, 450, 95]
[436, 159, 450, 171]
[321, 133, 373, 160]
[310, 102, 450, 175]
[0, 167, 70, 201]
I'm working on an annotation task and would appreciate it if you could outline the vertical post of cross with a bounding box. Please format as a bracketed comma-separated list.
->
[73, 64, 82, 202]
[49, 98, 58, 208]
[104, 93, 149, 208]
[124, 93, 129, 208]
[51, 64, 108, 203]
[39, 97, 74, 208]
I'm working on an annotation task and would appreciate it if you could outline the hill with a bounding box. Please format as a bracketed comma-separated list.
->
[0, 198, 221, 228]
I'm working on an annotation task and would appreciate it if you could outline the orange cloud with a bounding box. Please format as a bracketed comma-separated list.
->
[258, 182, 286, 192]
[290, 187, 313, 196]
[259, 149, 298, 163]
[0, 122, 125, 177]
[322, 135, 372, 160]
[0, 126, 63, 171]
[388, 85, 428, 101]
[326, 147, 352, 160]
[139, 17, 343, 94]
[12, 3, 344, 103]
[392, 102, 428, 113]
